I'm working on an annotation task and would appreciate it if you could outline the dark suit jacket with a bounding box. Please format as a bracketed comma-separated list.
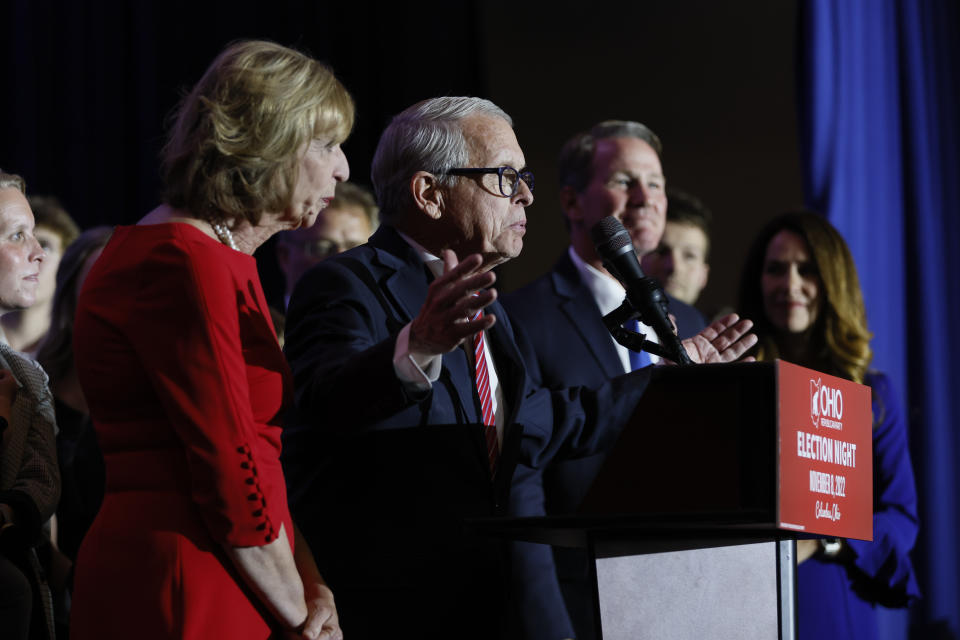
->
[281, 227, 650, 639]
[505, 250, 705, 395]
[502, 251, 707, 639]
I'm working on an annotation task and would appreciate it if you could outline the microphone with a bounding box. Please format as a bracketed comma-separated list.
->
[590, 216, 693, 365]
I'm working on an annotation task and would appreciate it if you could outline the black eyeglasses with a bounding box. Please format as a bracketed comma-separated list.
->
[442, 165, 535, 197]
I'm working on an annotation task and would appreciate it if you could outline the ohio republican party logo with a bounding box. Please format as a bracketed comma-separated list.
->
[810, 377, 844, 431]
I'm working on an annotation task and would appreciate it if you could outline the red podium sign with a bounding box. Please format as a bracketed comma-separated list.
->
[776, 360, 873, 540]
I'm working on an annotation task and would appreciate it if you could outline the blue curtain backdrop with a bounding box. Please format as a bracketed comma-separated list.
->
[798, 0, 960, 638]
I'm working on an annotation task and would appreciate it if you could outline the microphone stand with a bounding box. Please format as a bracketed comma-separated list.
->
[602, 299, 694, 365]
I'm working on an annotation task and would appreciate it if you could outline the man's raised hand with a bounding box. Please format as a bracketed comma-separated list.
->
[409, 250, 497, 356]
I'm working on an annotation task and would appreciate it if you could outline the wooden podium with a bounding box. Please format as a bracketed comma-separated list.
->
[480, 361, 874, 640]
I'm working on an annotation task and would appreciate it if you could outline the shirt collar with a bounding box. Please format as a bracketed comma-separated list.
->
[396, 230, 444, 279]
[568, 246, 627, 316]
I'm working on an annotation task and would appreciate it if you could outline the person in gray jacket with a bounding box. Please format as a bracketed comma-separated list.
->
[0, 169, 60, 640]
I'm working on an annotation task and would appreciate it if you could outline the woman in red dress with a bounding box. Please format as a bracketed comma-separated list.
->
[69, 41, 353, 640]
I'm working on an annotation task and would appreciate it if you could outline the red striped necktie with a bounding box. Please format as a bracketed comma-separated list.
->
[471, 310, 499, 474]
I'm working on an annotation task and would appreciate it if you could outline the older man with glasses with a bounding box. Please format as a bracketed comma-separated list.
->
[281, 98, 754, 639]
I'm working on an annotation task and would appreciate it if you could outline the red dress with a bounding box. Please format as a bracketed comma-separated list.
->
[70, 223, 295, 639]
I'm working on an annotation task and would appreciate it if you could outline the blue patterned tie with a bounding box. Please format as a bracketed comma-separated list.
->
[628, 319, 652, 370]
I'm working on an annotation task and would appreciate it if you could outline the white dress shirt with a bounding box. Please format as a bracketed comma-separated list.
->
[567, 246, 661, 370]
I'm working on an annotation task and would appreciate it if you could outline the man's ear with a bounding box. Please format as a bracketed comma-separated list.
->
[411, 171, 444, 220]
[559, 185, 581, 225]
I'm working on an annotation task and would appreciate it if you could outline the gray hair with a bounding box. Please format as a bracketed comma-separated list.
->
[371, 97, 513, 219]
[0, 170, 26, 193]
[558, 120, 662, 193]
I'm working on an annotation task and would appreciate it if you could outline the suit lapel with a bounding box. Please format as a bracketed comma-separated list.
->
[366, 227, 524, 483]
[366, 226, 431, 324]
[552, 253, 627, 377]
[368, 227, 483, 428]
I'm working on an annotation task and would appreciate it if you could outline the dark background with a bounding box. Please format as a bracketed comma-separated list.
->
[1, 0, 801, 315]
[8, 4, 960, 636]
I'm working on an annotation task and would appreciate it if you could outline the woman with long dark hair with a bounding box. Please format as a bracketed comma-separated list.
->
[739, 210, 920, 639]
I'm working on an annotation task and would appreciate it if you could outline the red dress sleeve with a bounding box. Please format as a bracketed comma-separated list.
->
[123, 227, 283, 547]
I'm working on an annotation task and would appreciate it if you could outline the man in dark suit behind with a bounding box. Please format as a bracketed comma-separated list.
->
[503, 120, 727, 639]
[282, 101, 754, 639]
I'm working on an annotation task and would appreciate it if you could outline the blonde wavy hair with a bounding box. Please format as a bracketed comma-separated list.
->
[738, 210, 873, 383]
[162, 40, 354, 227]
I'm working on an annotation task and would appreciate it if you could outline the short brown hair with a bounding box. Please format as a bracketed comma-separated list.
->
[162, 40, 355, 227]
[29, 195, 80, 249]
[665, 187, 712, 261]
[558, 120, 662, 193]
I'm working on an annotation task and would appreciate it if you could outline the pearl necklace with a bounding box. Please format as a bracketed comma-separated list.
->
[211, 222, 238, 251]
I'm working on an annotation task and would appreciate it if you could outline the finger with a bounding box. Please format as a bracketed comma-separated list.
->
[437, 252, 483, 283]
[667, 313, 678, 335]
[314, 625, 342, 640]
[452, 288, 498, 319]
[459, 270, 497, 295]
[725, 333, 758, 360]
[704, 313, 739, 338]
[717, 319, 754, 348]
[712, 332, 758, 362]
[441, 249, 459, 275]
[714, 313, 741, 332]
[706, 317, 751, 350]
[302, 609, 332, 639]
[430, 270, 496, 308]
[714, 312, 741, 327]
[477, 312, 497, 331]
[450, 313, 497, 341]
[695, 315, 737, 344]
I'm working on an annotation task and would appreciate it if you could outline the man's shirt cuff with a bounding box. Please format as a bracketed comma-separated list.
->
[393, 323, 442, 390]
